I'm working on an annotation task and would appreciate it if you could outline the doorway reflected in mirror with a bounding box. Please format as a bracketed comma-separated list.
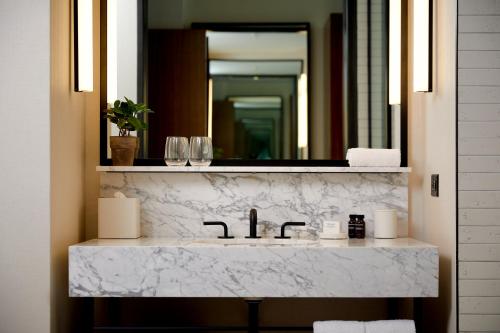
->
[207, 29, 308, 160]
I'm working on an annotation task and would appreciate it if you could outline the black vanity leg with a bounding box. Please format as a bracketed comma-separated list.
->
[82, 298, 94, 333]
[413, 298, 423, 332]
[387, 298, 398, 319]
[246, 299, 262, 333]
[107, 298, 121, 327]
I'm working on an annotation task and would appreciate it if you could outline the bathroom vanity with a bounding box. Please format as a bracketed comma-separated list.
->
[70, 237, 437, 298]
[72, 166, 434, 299]
[70, 166, 436, 331]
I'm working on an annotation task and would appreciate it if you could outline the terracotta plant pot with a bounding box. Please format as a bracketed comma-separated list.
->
[110, 136, 139, 166]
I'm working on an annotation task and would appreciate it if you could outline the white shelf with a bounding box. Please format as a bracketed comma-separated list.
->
[96, 165, 411, 173]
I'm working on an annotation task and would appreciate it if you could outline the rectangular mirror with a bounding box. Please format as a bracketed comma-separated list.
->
[101, 0, 407, 166]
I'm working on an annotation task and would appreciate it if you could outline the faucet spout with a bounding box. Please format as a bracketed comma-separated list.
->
[246, 208, 261, 239]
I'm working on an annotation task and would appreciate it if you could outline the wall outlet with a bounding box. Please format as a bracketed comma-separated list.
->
[431, 174, 439, 197]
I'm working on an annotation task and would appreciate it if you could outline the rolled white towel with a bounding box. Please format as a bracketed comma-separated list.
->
[313, 320, 365, 333]
[346, 148, 401, 167]
[365, 320, 416, 333]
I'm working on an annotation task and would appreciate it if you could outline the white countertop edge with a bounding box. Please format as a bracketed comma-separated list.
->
[96, 166, 411, 173]
[71, 237, 435, 249]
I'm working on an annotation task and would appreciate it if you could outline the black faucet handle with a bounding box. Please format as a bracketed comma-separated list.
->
[275, 222, 306, 239]
[203, 221, 234, 239]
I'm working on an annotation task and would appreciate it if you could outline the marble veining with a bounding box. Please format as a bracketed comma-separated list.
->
[100, 172, 408, 239]
[69, 238, 438, 298]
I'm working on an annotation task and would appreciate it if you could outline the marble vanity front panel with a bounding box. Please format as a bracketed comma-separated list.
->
[100, 172, 408, 238]
[69, 238, 438, 298]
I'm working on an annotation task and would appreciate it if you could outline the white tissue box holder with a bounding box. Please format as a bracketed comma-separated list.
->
[98, 198, 141, 239]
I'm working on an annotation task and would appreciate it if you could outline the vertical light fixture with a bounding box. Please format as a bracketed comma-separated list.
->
[297, 73, 308, 158]
[107, 0, 117, 102]
[208, 79, 213, 138]
[74, 0, 94, 92]
[413, 0, 432, 92]
[389, 0, 401, 105]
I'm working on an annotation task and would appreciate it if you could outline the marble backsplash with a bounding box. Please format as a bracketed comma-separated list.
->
[100, 172, 408, 239]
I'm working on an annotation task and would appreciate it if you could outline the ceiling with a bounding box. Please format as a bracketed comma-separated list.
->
[206, 31, 307, 60]
[209, 60, 303, 76]
[207, 31, 307, 76]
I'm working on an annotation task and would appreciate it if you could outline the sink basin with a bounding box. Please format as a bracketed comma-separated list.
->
[190, 238, 319, 246]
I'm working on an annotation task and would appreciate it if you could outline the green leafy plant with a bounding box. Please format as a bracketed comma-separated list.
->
[104, 97, 153, 136]
[213, 147, 225, 159]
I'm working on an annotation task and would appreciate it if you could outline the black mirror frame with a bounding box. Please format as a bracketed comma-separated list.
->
[99, 0, 407, 167]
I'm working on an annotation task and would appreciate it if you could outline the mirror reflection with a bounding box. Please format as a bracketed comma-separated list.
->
[105, 0, 401, 162]
[208, 30, 308, 159]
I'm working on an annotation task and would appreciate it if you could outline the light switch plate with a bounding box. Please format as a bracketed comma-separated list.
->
[431, 174, 439, 197]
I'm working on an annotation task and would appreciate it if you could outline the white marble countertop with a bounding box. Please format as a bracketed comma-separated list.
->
[96, 166, 411, 173]
[69, 237, 437, 298]
[73, 237, 432, 248]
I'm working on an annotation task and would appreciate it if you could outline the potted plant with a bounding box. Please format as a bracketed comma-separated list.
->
[104, 97, 153, 166]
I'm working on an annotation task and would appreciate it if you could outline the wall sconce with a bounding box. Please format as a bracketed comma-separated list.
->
[208, 79, 213, 138]
[389, 0, 401, 105]
[74, 0, 93, 92]
[413, 0, 432, 92]
[297, 73, 308, 158]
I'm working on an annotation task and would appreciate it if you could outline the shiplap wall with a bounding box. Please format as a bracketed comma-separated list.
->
[458, 1, 500, 332]
[357, 0, 369, 147]
[357, 0, 388, 148]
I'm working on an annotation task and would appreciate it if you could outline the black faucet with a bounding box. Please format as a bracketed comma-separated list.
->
[245, 208, 261, 239]
[203, 221, 234, 239]
[275, 222, 306, 239]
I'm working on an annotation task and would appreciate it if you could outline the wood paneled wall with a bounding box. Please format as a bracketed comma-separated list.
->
[147, 29, 208, 158]
[458, 1, 500, 331]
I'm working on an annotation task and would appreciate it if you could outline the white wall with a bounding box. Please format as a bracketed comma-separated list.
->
[51, 0, 101, 332]
[408, 0, 457, 332]
[457, 0, 500, 331]
[1, 0, 102, 331]
[0, 0, 51, 332]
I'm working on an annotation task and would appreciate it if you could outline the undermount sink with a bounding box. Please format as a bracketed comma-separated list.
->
[190, 238, 319, 246]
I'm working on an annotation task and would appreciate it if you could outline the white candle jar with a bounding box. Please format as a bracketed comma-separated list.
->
[374, 209, 398, 239]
